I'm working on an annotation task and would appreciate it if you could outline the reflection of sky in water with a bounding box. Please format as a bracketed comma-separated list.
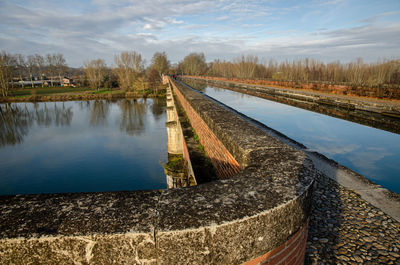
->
[0, 99, 167, 195]
[201, 86, 400, 194]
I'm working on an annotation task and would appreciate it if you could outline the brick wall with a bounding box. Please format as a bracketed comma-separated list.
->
[170, 79, 241, 178]
[243, 219, 309, 265]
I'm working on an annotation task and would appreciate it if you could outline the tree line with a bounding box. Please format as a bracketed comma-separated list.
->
[84, 51, 170, 94]
[2, 49, 399, 97]
[176, 53, 400, 87]
[0, 52, 69, 96]
[0, 50, 171, 97]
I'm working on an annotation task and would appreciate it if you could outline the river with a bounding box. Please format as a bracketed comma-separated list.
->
[0, 98, 167, 195]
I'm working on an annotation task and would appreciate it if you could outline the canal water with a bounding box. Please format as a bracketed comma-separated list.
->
[0, 99, 167, 195]
[188, 81, 400, 194]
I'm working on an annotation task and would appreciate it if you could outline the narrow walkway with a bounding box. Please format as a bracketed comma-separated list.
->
[307, 151, 400, 222]
[306, 172, 400, 264]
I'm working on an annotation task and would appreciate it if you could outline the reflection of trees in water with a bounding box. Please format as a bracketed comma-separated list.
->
[0, 104, 32, 146]
[151, 97, 166, 120]
[118, 99, 147, 135]
[89, 100, 110, 127]
[0, 102, 73, 147]
[79, 101, 91, 112]
[184, 79, 207, 92]
[33, 102, 73, 127]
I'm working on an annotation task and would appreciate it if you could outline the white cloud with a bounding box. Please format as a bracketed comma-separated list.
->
[0, 0, 399, 66]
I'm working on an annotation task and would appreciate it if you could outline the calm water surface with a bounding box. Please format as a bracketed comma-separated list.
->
[190, 82, 400, 194]
[0, 99, 167, 195]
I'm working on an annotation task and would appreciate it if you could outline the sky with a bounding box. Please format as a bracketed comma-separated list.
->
[0, 0, 399, 67]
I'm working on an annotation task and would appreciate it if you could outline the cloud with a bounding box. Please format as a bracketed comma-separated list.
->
[137, 33, 156, 39]
[347, 147, 393, 178]
[216, 15, 229, 21]
[317, 0, 344, 6]
[0, 0, 399, 66]
[248, 23, 400, 62]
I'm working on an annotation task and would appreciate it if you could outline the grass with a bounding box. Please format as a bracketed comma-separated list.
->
[3, 85, 168, 101]
[92, 89, 112, 94]
[0, 86, 168, 104]
[164, 155, 185, 172]
[192, 128, 199, 142]
[11, 86, 94, 96]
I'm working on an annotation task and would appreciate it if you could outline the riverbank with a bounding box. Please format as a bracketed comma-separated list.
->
[184, 76, 400, 101]
[0, 87, 166, 103]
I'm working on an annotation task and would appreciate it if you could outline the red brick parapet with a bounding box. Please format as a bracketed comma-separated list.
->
[170, 78, 241, 178]
[243, 219, 309, 265]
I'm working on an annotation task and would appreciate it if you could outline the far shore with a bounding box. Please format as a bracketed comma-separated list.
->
[0, 87, 166, 103]
[185, 75, 400, 104]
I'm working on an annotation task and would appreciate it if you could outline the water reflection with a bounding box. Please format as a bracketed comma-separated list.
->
[0, 103, 73, 147]
[0, 99, 168, 195]
[0, 99, 165, 146]
[118, 99, 146, 135]
[0, 104, 31, 146]
[151, 98, 166, 120]
[89, 100, 110, 126]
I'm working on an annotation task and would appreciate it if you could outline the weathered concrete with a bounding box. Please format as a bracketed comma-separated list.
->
[164, 83, 196, 188]
[0, 191, 159, 264]
[165, 121, 183, 154]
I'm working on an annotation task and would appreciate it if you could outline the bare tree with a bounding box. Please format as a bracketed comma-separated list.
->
[54, 53, 66, 85]
[15, 54, 26, 88]
[26, 55, 37, 88]
[233, 55, 258, 79]
[179, 53, 207, 76]
[0, 51, 16, 97]
[34, 54, 45, 87]
[84, 59, 107, 90]
[46, 54, 55, 86]
[150, 52, 170, 79]
[114, 51, 144, 92]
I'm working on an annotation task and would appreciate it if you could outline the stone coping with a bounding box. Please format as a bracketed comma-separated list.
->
[0, 78, 315, 264]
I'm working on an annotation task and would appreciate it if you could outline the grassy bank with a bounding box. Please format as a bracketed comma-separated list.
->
[0, 87, 166, 103]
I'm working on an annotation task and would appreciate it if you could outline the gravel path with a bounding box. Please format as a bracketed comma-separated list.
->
[306, 172, 400, 264]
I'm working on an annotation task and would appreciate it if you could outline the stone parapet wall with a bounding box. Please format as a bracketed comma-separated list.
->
[170, 80, 241, 178]
[0, 78, 315, 264]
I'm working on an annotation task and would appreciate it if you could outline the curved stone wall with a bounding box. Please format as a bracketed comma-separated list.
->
[0, 78, 315, 264]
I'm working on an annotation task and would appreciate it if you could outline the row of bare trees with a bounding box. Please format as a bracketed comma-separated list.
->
[83, 51, 170, 94]
[174, 53, 400, 87]
[204, 56, 400, 87]
[0, 51, 68, 96]
[177, 53, 207, 76]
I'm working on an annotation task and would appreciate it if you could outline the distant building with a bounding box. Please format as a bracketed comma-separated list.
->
[62, 77, 75, 87]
